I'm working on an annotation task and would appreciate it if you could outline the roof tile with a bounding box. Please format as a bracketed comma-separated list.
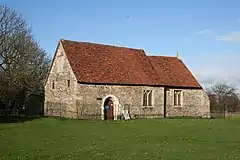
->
[61, 39, 201, 88]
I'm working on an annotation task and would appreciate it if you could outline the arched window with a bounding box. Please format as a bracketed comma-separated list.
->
[143, 90, 153, 106]
[174, 90, 182, 106]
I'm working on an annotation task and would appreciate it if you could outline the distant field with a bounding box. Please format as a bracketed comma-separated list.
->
[0, 117, 240, 160]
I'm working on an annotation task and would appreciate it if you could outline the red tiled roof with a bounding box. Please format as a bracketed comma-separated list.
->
[61, 39, 202, 88]
[148, 56, 201, 88]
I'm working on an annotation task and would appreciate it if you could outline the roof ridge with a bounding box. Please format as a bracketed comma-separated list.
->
[148, 55, 178, 58]
[60, 38, 145, 52]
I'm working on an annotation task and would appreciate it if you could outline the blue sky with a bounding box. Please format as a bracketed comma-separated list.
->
[1, 0, 240, 89]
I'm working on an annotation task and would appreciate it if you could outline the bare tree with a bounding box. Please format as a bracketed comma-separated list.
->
[0, 5, 50, 115]
[206, 84, 240, 115]
[0, 5, 29, 71]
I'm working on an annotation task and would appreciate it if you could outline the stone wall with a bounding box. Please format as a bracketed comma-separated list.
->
[44, 41, 210, 119]
[44, 41, 77, 118]
[166, 88, 210, 117]
[76, 84, 210, 119]
[76, 84, 165, 119]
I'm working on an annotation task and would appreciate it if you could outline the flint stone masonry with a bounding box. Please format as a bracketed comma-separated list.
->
[166, 89, 210, 117]
[44, 42, 77, 118]
[44, 40, 210, 119]
[76, 84, 164, 119]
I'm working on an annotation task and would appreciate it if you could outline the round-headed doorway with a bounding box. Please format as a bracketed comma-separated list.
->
[101, 95, 120, 120]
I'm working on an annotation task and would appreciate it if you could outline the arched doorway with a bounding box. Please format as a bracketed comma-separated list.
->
[103, 97, 114, 120]
[101, 95, 120, 120]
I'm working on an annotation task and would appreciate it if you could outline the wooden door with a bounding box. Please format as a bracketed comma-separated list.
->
[107, 105, 114, 120]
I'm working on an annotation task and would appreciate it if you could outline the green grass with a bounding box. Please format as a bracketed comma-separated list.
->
[1, 117, 240, 160]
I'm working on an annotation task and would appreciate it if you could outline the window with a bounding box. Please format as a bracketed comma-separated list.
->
[174, 90, 182, 106]
[52, 81, 55, 89]
[143, 90, 153, 106]
[67, 80, 70, 87]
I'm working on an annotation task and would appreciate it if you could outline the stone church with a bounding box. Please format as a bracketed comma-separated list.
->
[44, 39, 210, 120]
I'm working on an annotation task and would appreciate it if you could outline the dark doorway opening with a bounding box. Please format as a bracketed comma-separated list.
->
[103, 97, 114, 120]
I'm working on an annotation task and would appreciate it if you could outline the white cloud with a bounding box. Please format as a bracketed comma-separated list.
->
[195, 29, 215, 35]
[194, 69, 240, 90]
[194, 29, 240, 44]
[216, 31, 240, 43]
[183, 29, 214, 41]
[188, 52, 240, 91]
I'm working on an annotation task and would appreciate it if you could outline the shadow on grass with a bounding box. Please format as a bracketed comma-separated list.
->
[0, 115, 228, 124]
[164, 116, 225, 120]
[0, 116, 43, 124]
[51, 117, 103, 123]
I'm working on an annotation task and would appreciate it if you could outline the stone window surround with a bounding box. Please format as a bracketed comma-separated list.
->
[52, 81, 55, 89]
[50, 77, 72, 90]
[142, 89, 154, 106]
[67, 80, 70, 87]
[173, 89, 183, 107]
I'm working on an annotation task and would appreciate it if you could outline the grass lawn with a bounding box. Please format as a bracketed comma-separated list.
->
[0, 117, 240, 160]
